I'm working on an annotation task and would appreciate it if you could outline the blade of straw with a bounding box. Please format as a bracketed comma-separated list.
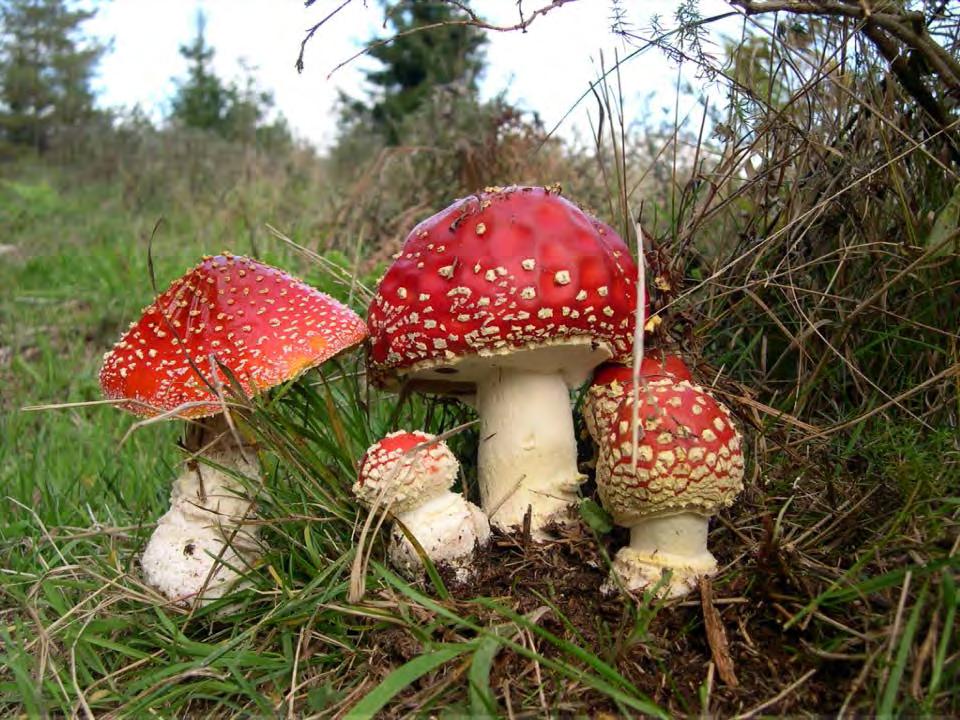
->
[631, 217, 646, 473]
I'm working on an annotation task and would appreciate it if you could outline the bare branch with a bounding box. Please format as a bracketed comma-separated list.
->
[730, 0, 960, 88]
[730, 0, 960, 158]
[298, 0, 581, 77]
[296, 0, 353, 74]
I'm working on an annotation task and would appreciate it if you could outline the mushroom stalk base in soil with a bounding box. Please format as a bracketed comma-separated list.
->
[141, 416, 261, 605]
[475, 367, 584, 535]
[388, 491, 490, 582]
[605, 511, 717, 598]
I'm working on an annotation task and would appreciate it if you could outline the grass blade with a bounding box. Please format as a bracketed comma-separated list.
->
[925, 572, 957, 711]
[345, 644, 471, 719]
[468, 634, 502, 719]
[878, 581, 929, 716]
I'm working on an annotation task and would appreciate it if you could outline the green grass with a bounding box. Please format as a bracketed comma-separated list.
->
[1, 152, 958, 717]
[4, 2, 960, 713]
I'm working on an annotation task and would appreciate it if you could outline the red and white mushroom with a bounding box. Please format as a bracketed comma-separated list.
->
[584, 353, 694, 441]
[100, 253, 367, 604]
[353, 431, 490, 581]
[367, 186, 643, 536]
[583, 356, 744, 597]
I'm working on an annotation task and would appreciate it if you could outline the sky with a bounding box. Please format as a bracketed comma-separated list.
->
[87, 0, 745, 149]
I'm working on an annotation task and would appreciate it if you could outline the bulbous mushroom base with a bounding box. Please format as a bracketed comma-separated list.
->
[142, 432, 261, 606]
[141, 508, 259, 605]
[388, 491, 491, 583]
[604, 545, 718, 599]
[603, 512, 718, 599]
[169, 453, 257, 524]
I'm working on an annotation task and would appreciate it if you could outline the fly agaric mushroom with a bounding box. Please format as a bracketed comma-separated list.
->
[353, 431, 489, 581]
[584, 355, 693, 444]
[100, 253, 367, 604]
[583, 355, 744, 598]
[367, 186, 643, 536]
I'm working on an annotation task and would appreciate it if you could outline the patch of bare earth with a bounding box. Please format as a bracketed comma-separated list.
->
[356, 503, 862, 717]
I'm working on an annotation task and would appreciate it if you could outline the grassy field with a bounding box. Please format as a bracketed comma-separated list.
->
[1, 150, 958, 717]
[3, 8, 960, 708]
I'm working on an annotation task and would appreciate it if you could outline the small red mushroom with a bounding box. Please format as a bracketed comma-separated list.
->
[353, 431, 490, 581]
[584, 355, 744, 597]
[367, 186, 646, 535]
[100, 253, 368, 605]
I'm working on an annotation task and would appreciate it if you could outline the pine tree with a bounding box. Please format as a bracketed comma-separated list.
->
[169, 12, 229, 134]
[169, 12, 289, 147]
[0, 0, 105, 152]
[346, 1, 487, 144]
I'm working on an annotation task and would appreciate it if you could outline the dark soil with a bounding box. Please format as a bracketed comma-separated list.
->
[362, 513, 858, 717]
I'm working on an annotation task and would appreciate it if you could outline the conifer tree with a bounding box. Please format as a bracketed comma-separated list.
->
[0, 0, 105, 151]
[169, 11, 289, 147]
[344, 1, 487, 144]
[169, 12, 229, 134]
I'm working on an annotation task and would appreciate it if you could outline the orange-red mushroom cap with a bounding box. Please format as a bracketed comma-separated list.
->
[99, 253, 368, 419]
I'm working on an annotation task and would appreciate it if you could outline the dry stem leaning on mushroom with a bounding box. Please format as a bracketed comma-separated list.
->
[101, 186, 745, 605]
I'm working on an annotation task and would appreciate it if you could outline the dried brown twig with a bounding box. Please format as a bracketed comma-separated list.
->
[297, 0, 580, 76]
[730, 0, 960, 160]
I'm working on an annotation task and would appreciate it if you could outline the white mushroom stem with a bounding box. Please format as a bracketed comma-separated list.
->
[608, 511, 717, 598]
[141, 417, 261, 605]
[475, 367, 583, 535]
[388, 490, 490, 582]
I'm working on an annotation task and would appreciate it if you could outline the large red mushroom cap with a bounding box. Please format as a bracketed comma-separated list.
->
[99, 253, 368, 418]
[367, 186, 645, 389]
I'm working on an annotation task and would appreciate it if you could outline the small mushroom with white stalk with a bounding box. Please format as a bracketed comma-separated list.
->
[583, 356, 744, 598]
[99, 253, 367, 605]
[353, 430, 490, 581]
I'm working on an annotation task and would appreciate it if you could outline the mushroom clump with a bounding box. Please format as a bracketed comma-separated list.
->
[353, 431, 490, 581]
[584, 356, 744, 598]
[100, 253, 367, 605]
[367, 186, 643, 536]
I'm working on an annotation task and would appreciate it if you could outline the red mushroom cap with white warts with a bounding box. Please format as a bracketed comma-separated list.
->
[584, 354, 694, 441]
[585, 363, 744, 525]
[99, 253, 368, 418]
[590, 354, 694, 390]
[353, 431, 460, 513]
[367, 186, 644, 389]
[639, 354, 694, 382]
